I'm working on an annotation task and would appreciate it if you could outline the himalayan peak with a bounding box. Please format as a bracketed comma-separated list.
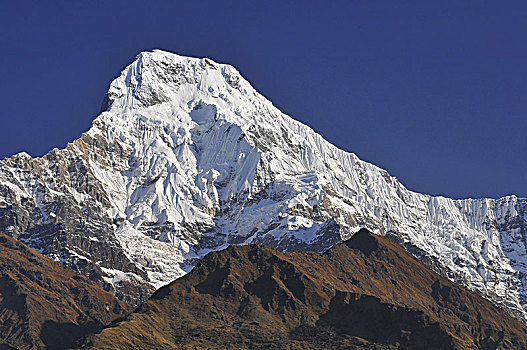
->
[1, 50, 526, 322]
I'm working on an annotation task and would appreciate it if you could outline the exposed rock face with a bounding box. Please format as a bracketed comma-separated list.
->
[0, 145, 154, 305]
[74, 229, 527, 349]
[1, 50, 527, 319]
[0, 232, 129, 350]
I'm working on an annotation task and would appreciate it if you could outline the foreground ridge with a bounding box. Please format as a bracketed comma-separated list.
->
[0, 50, 526, 320]
[0, 232, 129, 350]
[75, 229, 527, 349]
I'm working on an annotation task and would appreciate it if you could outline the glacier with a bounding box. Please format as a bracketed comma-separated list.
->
[1, 50, 526, 320]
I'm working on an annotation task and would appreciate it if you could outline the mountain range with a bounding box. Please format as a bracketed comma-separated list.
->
[74, 229, 527, 349]
[1, 49, 526, 324]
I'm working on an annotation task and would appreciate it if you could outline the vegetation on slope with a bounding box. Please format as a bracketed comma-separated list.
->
[76, 229, 527, 349]
[0, 233, 130, 349]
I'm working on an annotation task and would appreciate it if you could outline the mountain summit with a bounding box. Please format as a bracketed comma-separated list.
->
[1, 50, 526, 320]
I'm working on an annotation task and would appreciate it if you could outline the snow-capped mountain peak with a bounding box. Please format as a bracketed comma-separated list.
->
[1, 50, 527, 322]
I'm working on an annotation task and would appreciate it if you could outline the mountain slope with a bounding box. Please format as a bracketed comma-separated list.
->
[75, 229, 527, 349]
[0, 232, 130, 350]
[0, 50, 526, 319]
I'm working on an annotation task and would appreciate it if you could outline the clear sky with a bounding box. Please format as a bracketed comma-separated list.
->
[1, 1, 526, 199]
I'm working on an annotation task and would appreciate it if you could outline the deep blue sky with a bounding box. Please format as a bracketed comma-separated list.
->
[1, 1, 526, 199]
